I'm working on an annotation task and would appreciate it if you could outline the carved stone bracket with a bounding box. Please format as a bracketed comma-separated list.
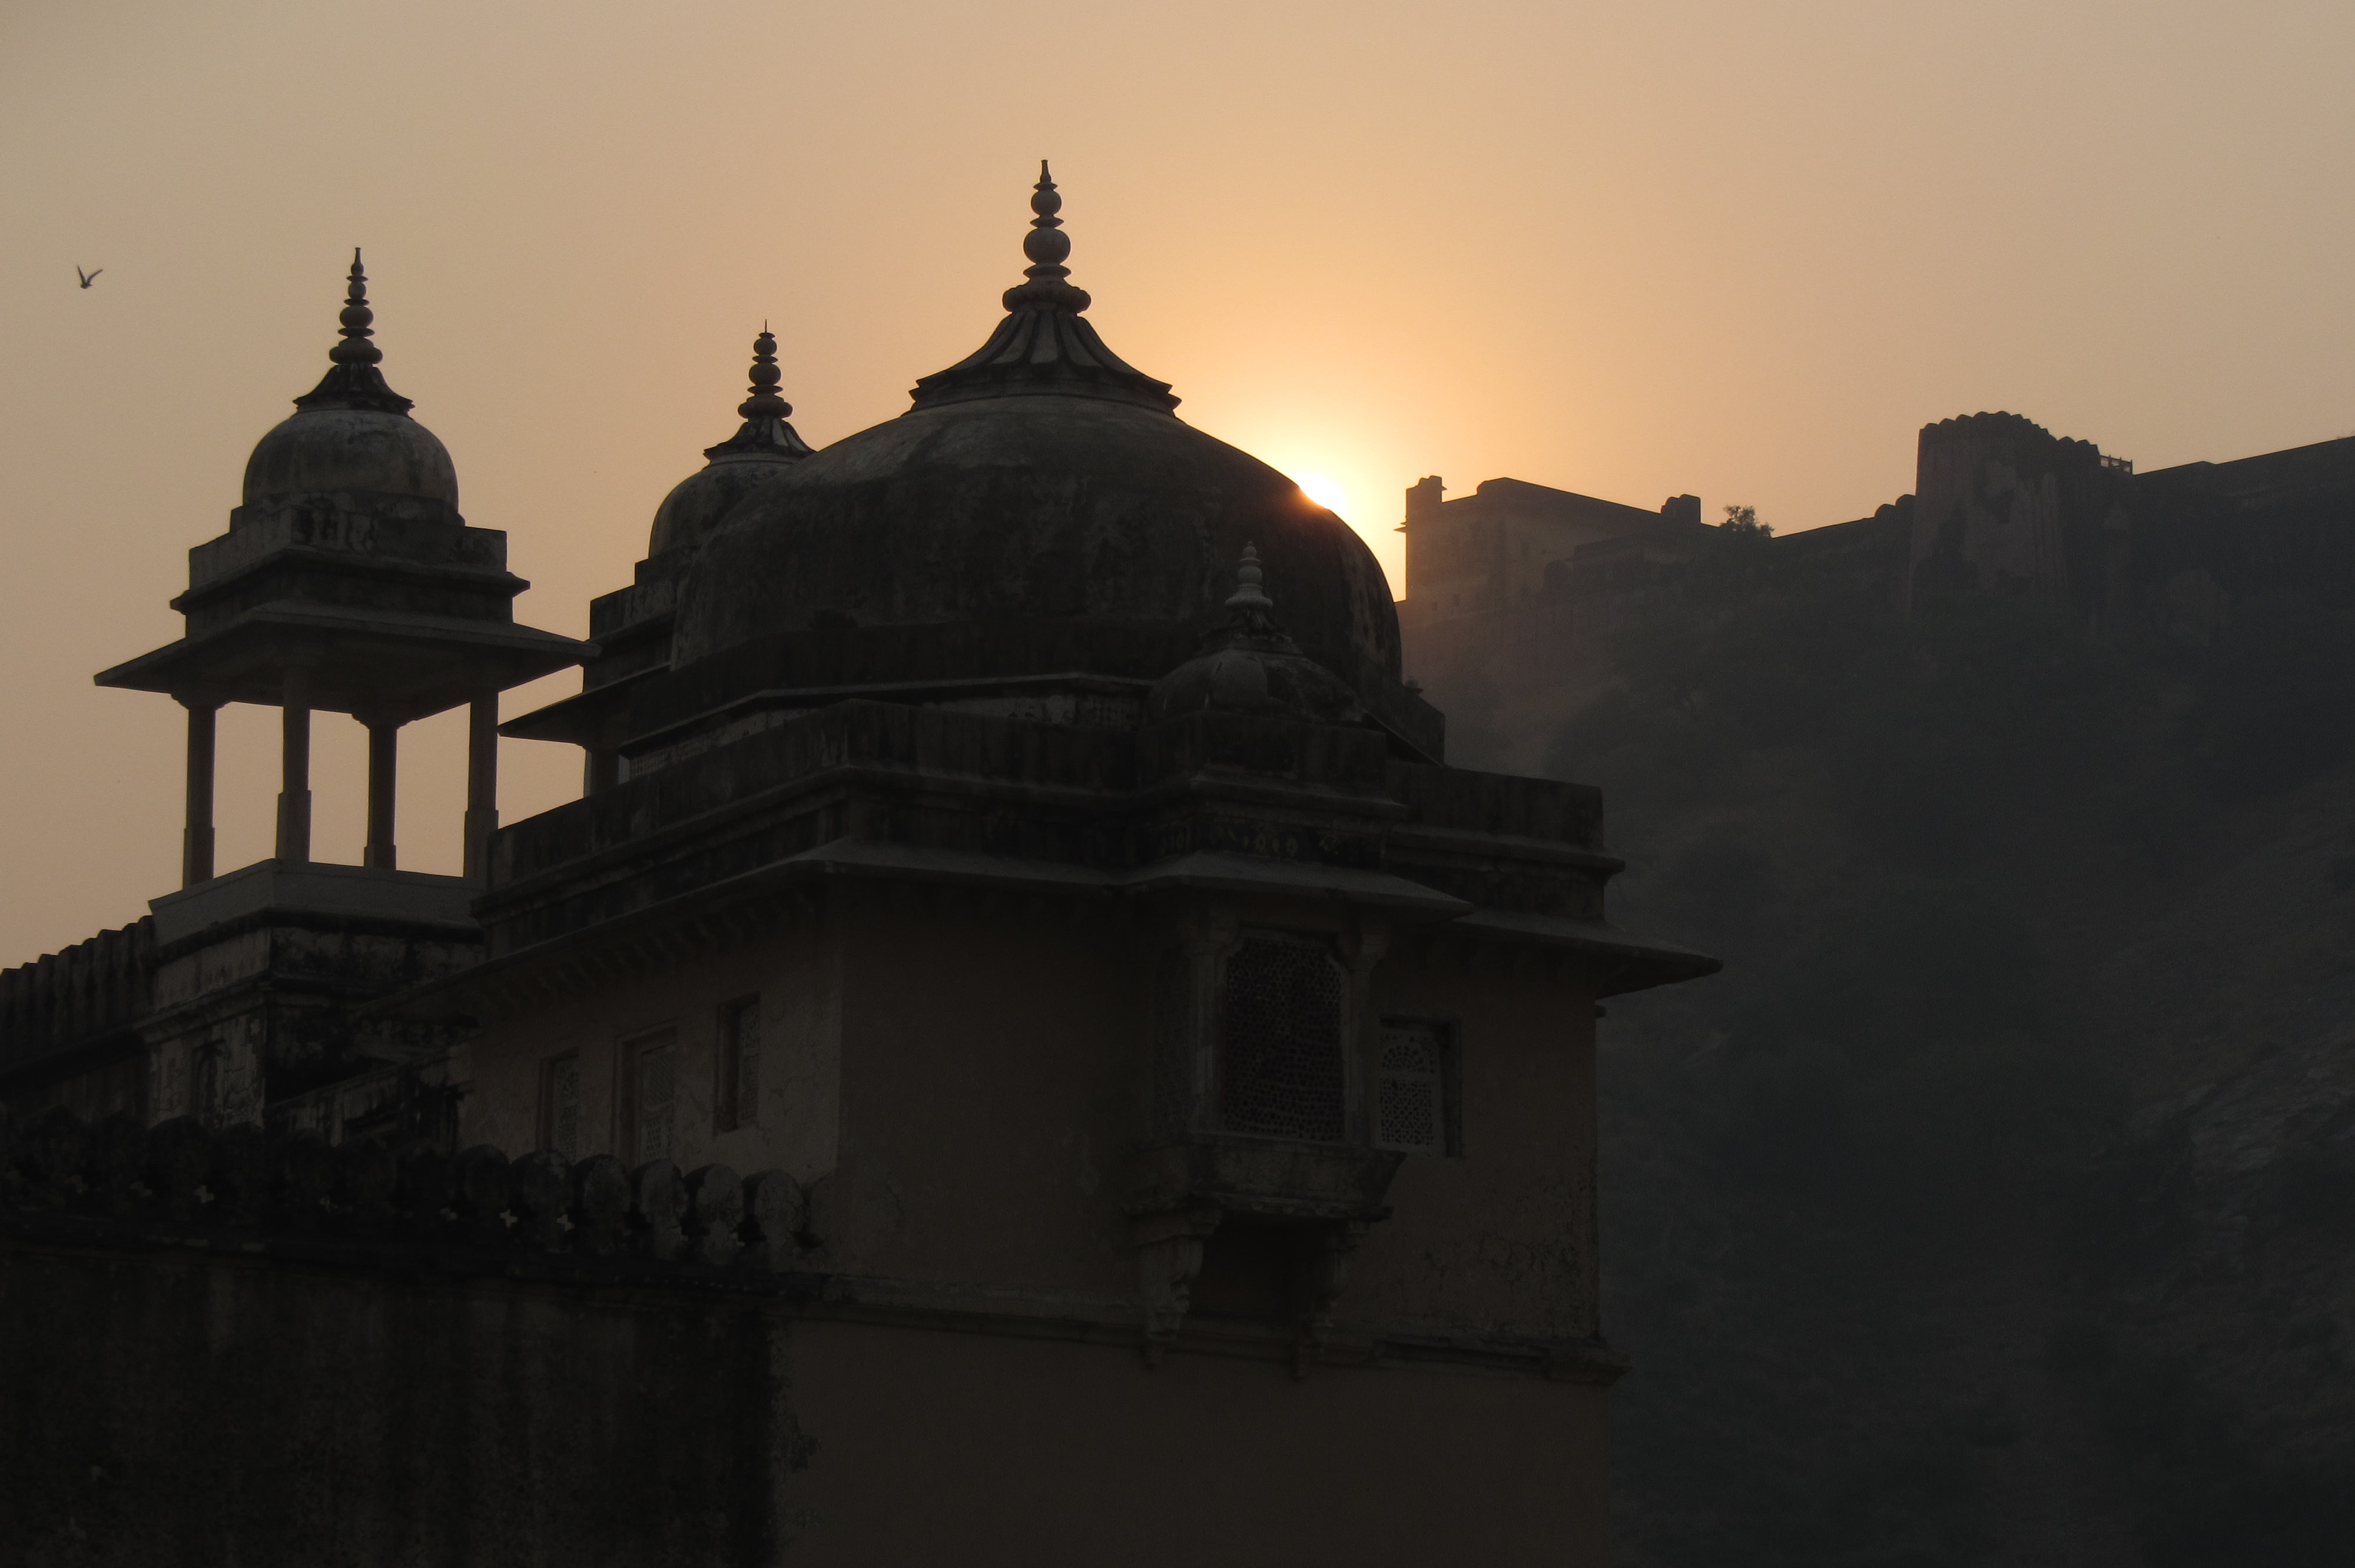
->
[1291, 1216, 1374, 1375]
[1129, 1202, 1223, 1364]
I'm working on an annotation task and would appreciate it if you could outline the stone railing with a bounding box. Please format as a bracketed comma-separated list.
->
[0, 1107, 809, 1283]
[0, 921, 157, 1071]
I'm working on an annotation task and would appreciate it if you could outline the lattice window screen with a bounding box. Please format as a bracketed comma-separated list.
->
[1219, 935, 1347, 1142]
[1377, 1022, 1447, 1155]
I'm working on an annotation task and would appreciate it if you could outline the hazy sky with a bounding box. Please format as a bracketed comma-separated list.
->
[3, 0, 2350, 962]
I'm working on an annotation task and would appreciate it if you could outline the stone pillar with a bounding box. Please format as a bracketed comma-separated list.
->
[275, 669, 313, 864]
[364, 720, 399, 870]
[463, 693, 499, 882]
[179, 698, 219, 888]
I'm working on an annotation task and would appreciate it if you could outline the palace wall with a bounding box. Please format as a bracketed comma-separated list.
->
[0, 1115, 805, 1568]
[454, 895, 1606, 1345]
[2, 1099, 1615, 1568]
[780, 1320, 1611, 1564]
[3, 1247, 794, 1567]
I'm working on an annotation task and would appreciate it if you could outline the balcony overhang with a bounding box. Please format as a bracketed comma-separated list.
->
[97, 602, 590, 720]
[1127, 1134, 1403, 1226]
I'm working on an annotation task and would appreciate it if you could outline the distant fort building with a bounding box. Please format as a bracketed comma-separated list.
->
[0, 172, 1717, 1564]
[1398, 474, 1704, 622]
[1401, 413, 2355, 772]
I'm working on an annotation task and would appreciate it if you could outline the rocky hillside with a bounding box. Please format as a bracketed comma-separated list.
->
[1425, 544, 2355, 1566]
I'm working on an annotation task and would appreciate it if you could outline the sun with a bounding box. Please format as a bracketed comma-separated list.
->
[1295, 473, 1350, 516]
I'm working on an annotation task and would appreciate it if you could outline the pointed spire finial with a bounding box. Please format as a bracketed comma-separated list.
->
[737, 327, 792, 422]
[1209, 541, 1292, 645]
[907, 164, 1178, 412]
[1226, 543, 1275, 611]
[292, 248, 412, 414]
[1023, 161, 1071, 280]
[703, 325, 815, 463]
[327, 248, 383, 369]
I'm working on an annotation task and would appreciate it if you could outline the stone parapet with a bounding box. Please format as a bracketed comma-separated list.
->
[0, 1105, 811, 1284]
[0, 921, 157, 1077]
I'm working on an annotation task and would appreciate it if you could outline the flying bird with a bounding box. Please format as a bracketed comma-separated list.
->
[76, 266, 102, 289]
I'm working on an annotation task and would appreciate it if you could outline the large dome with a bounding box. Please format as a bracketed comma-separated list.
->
[669, 169, 1399, 682]
[671, 395, 1397, 677]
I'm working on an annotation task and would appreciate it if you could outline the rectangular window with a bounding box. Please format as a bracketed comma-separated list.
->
[540, 1052, 581, 1159]
[1376, 1019, 1452, 1156]
[714, 995, 761, 1134]
[620, 1030, 677, 1167]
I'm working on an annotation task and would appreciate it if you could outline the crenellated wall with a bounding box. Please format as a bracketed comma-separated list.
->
[0, 1108, 812, 1567]
[0, 920, 158, 1121]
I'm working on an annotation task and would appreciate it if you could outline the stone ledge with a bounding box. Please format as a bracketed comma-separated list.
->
[151, 861, 478, 947]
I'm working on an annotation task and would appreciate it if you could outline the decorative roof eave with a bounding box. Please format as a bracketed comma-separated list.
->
[909, 162, 1179, 414]
[379, 832, 1701, 1026]
[94, 602, 591, 717]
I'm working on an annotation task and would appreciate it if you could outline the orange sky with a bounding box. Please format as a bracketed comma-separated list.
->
[3, 0, 2351, 962]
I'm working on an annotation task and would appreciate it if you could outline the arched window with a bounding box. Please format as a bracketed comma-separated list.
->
[1218, 935, 1346, 1142]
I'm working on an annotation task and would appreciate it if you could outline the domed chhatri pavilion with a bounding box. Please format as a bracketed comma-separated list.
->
[0, 172, 1714, 1565]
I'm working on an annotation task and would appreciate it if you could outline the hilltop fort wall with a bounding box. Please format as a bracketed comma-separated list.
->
[1402, 417, 2355, 772]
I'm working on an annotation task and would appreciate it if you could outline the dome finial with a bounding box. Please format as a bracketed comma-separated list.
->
[1214, 542, 1291, 644]
[293, 248, 413, 415]
[1023, 161, 1071, 283]
[702, 324, 815, 463]
[908, 164, 1179, 412]
[1226, 543, 1275, 611]
[737, 325, 792, 423]
[327, 248, 382, 369]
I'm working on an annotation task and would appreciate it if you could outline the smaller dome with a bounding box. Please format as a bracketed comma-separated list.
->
[648, 328, 815, 557]
[240, 250, 459, 511]
[244, 408, 459, 507]
[1148, 547, 1366, 725]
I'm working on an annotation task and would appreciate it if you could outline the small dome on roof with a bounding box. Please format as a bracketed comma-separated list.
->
[244, 408, 457, 507]
[648, 328, 815, 557]
[1148, 546, 1367, 724]
[240, 251, 459, 511]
